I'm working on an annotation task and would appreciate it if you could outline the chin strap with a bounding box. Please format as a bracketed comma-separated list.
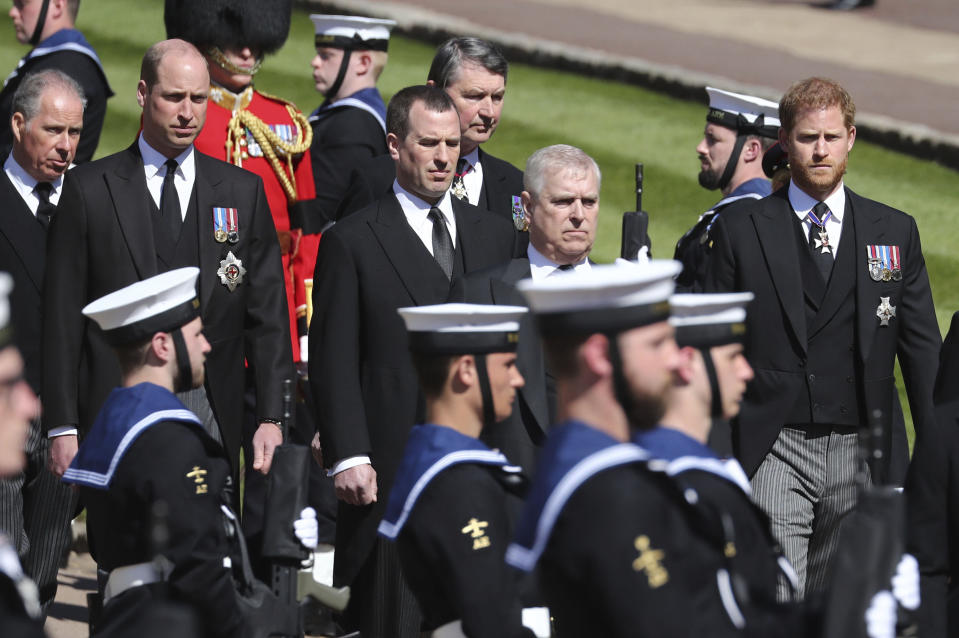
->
[171, 329, 193, 394]
[474, 354, 496, 430]
[699, 348, 724, 420]
[323, 49, 353, 101]
[28, 0, 51, 47]
[606, 334, 635, 420]
[206, 46, 263, 76]
[717, 133, 747, 193]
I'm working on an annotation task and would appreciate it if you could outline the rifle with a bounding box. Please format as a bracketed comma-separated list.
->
[620, 163, 652, 260]
[261, 379, 351, 627]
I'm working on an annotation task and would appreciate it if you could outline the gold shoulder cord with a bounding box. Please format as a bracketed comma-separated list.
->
[225, 102, 313, 203]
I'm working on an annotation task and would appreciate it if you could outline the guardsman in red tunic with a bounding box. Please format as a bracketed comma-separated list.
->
[165, 0, 316, 365]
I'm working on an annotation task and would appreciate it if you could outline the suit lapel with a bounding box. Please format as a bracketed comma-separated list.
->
[752, 192, 807, 352]
[194, 154, 224, 313]
[452, 197, 486, 272]
[809, 204, 856, 337]
[851, 190, 885, 363]
[478, 149, 503, 209]
[369, 196, 451, 305]
[0, 171, 44, 292]
[104, 143, 158, 280]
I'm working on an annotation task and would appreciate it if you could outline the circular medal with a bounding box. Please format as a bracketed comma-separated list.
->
[214, 229, 228, 243]
[228, 231, 239, 244]
[882, 269, 892, 282]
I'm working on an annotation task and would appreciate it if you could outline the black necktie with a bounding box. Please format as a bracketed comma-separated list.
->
[451, 158, 469, 201]
[428, 207, 454, 280]
[34, 182, 55, 229]
[160, 159, 182, 239]
[807, 201, 834, 282]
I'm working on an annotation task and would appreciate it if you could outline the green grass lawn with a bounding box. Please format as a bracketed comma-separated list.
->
[4, 0, 955, 439]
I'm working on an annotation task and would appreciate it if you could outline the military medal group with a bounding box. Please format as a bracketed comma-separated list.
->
[868, 244, 901, 326]
[213, 206, 246, 292]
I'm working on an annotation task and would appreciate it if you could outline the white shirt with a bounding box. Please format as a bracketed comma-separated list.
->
[789, 180, 846, 259]
[527, 243, 591, 281]
[138, 134, 196, 218]
[3, 154, 65, 214]
[329, 182, 459, 477]
[393, 180, 458, 253]
[457, 147, 484, 207]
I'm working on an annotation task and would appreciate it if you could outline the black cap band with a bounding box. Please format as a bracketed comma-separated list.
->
[535, 301, 671, 337]
[407, 331, 520, 355]
[674, 322, 747, 349]
[314, 34, 389, 52]
[100, 298, 201, 346]
[706, 110, 778, 139]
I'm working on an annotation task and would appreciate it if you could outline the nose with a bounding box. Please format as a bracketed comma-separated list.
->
[512, 368, 525, 389]
[568, 198, 586, 222]
[665, 339, 681, 373]
[240, 47, 254, 60]
[178, 99, 194, 122]
[435, 143, 452, 167]
[311, 54, 321, 70]
[695, 137, 708, 157]
[54, 131, 72, 154]
[740, 357, 754, 382]
[200, 334, 212, 355]
[813, 135, 828, 157]
[477, 96, 493, 119]
[14, 380, 40, 423]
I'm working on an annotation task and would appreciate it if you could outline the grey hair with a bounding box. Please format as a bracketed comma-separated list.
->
[427, 37, 508, 88]
[12, 69, 86, 123]
[524, 144, 602, 195]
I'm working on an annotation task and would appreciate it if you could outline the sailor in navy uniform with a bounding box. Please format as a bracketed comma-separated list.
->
[507, 261, 751, 637]
[377, 303, 542, 638]
[1, 0, 113, 162]
[0, 273, 44, 638]
[635, 292, 918, 637]
[61, 268, 317, 638]
[307, 15, 395, 228]
[674, 88, 779, 292]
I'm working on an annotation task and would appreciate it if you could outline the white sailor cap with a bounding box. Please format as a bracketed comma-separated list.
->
[705, 87, 780, 138]
[398, 303, 527, 355]
[82, 268, 201, 346]
[310, 14, 396, 52]
[518, 260, 681, 336]
[669, 292, 754, 348]
[0, 272, 12, 349]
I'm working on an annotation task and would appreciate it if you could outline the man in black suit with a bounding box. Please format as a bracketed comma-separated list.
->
[42, 39, 292, 488]
[705, 77, 940, 600]
[0, 69, 82, 613]
[461, 144, 600, 472]
[1, 0, 112, 162]
[308, 85, 518, 638]
[335, 37, 525, 234]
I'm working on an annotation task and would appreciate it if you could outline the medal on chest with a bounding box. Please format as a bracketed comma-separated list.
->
[217, 251, 246, 292]
[866, 245, 902, 282]
[876, 296, 896, 326]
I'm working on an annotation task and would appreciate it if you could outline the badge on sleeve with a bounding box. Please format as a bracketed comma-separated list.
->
[512, 196, 528, 232]
[217, 251, 246, 292]
[876, 297, 896, 326]
[866, 245, 902, 282]
[461, 517, 491, 550]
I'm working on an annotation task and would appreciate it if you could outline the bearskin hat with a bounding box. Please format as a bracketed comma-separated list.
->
[164, 0, 292, 55]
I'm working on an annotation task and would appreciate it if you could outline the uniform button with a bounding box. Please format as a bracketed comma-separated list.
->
[808, 374, 816, 382]
[840, 406, 848, 415]
[846, 376, 854, 384]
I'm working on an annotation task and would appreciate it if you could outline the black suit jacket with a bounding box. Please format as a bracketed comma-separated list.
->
[335, 149, 525, 225]
[905, 310, 959, 638]
[461, 258, 549, 472]
[41, 143, 292, 468]
[705, 187, 940, 482]
[0, 166, 45, 393]
[308, 192, 517, 585]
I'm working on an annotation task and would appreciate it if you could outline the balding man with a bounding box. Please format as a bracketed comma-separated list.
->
[42, 39, 292, 492]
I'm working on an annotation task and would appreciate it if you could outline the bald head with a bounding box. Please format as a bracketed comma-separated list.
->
[140, 39, 208, 91]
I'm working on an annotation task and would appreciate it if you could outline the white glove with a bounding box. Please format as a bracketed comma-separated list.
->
[892, 553, 921, 611]
[299, 336, 309, 364]
[865, 591, 897, 638]
[293, 506, 318, 550]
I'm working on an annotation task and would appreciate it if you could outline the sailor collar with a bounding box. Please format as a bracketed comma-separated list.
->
[378, 424, 520, 540]
[633, 426, 751, 495]
[62, 383, 201, 489]
[309, 87, 386, 132]
[505, 420, 649, 572]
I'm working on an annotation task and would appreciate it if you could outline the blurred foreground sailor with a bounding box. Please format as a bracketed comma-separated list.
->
[0, 273, 45, 638]
[62, 268, 316, 638]
[378, 303, 542, 638]
[507, 261, 747, 637]
[675, 87, 778, 293]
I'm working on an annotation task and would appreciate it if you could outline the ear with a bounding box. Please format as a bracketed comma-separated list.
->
[136, 80, 148, 109]
[740, 138, 762, 163]
[846, 125, 856, 152]
[580, 333, 612, 379]
[10, 113, 24, 145]
[426, 79, 437, 88]
[777, 127, 789, 152]
[675, 346, 699, 384]
[386, 132, 400, 160]
[520, 190, 533, 223]
[50, 0, 66, 20]
[353, 51, 374, 76]
[148, 332, 174, 364]
[452, 355, 477, 385]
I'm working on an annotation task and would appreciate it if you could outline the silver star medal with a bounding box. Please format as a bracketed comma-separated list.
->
[876, 297, 896, 326]
[217, 251, 246, 292]
[814, 227, 831, 254]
